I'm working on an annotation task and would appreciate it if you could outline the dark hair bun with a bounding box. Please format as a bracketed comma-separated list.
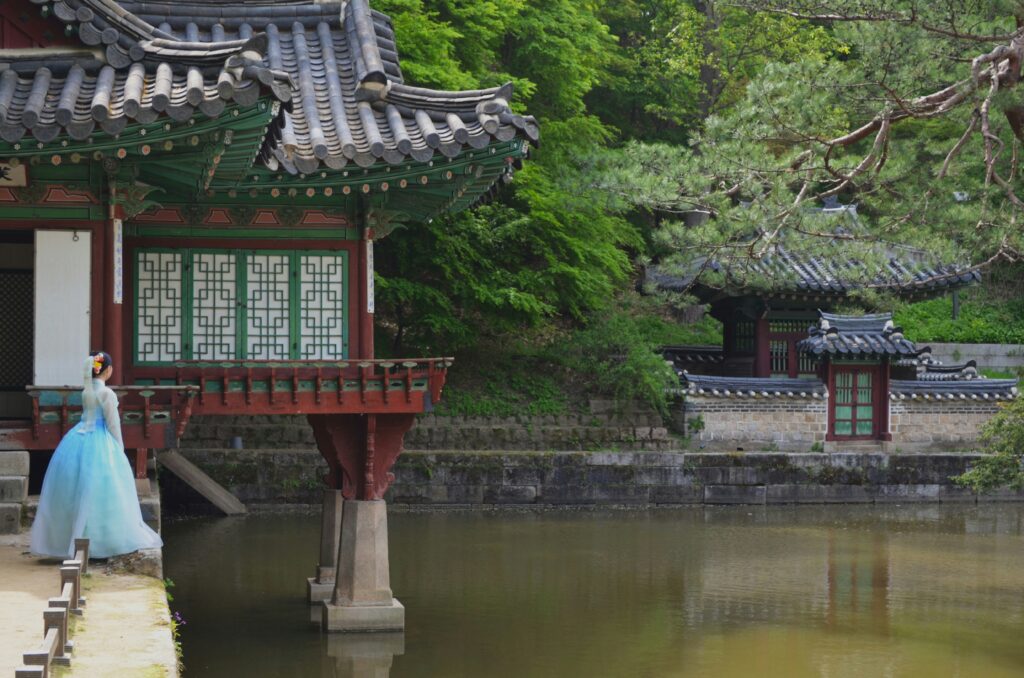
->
[90, 351, 113, 376]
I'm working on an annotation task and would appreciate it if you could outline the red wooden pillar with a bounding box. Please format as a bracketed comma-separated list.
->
[308, 413, 416, 500]
[103, 204, 125, 384]
[134, 448, 148, 480]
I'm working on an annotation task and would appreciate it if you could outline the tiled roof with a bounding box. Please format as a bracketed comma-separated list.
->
[648, 206, 980, 300]
[663, 346, 724, 374]
[681, 374, 827, 399]
[890, 379, 1018, 399]
[13, 0, 539, 173]
[0, 35, 291, 143]
[917, 361, 979, 381]
[797, 312, 919, 357]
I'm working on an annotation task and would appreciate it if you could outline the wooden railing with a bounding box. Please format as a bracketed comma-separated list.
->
[15, 539, 89, 677]
[24, 385, 197, 444]
[131, 357, 453, 415]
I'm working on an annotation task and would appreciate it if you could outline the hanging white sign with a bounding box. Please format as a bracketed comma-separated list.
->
[366, 239, 375, 314]
[113, 218, 124, 304]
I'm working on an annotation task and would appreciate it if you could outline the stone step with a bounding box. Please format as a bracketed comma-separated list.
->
[0, 502, 20, 534]
[0, 476, 28, 503]
[0, 450, 29, 476]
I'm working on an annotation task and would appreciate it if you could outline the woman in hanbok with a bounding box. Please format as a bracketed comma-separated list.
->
[30, 352, 163, 559]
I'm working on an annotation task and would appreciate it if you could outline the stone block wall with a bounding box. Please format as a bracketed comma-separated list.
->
[405, 413, 672, 451]
[889, 400, 1003, 451]
[684, 395, 827, 451]
[178, 407, 675, 454]
[684, 394, 1006, 451]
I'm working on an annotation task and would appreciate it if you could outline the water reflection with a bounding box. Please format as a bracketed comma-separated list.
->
[164, 505, 1024, 678]
[326, 633, 404, 678]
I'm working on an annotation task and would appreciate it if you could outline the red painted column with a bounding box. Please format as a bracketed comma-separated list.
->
[103, 204, 125, 384]
[134, 448, 148, 479]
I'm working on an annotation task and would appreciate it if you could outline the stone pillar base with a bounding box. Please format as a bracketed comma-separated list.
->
[324, 499, 401, 632]
[323, 598, 405, 633]
[308, 489, 345, 603]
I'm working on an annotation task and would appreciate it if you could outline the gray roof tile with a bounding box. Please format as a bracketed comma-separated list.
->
[797, 312, 920, 357]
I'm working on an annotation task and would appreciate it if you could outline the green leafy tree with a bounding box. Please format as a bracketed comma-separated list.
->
[956, 397, 1024, 492]
[375, 0, 639, 356]
[595, 1, 1024, 307]
[589, 1, 841, 142]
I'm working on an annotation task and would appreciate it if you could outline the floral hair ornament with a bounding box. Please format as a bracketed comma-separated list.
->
[92, 355, 104, 375]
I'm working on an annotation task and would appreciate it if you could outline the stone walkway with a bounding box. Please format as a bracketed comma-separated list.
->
[0, 533, 179, 677]
[0, 533, 56, 675]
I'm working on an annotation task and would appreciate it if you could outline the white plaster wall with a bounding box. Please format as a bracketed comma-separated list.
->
[34, 230, 91, 385]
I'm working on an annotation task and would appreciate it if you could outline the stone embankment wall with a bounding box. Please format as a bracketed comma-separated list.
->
[159, 448, 1024, 509]
[166, 407, 676, 509]
[386, 452, 1020, 505]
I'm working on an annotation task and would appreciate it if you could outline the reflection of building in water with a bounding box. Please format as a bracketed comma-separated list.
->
[826, 532, 889, 635]
[326, 633, 404, 678]
[681, 529, 890, 633]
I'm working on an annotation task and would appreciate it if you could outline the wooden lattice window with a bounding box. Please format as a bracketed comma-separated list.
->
[735, 321, 755, 353]
[768, 317, 817, 378]
[134, 248, 349, 364]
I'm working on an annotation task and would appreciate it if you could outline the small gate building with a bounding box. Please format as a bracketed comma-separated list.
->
[651, 205, 1018, 451]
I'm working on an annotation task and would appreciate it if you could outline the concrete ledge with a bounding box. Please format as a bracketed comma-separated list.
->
[323, 598, 405, 633]
[307, 577, 334, 603]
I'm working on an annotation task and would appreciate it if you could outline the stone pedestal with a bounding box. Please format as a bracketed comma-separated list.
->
[308, 489, 344, 603]
[323, 499, 404, 632]
[326, 632, 404, 677]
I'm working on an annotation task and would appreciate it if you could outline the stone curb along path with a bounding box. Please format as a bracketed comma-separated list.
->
[0, 533, 179, 678]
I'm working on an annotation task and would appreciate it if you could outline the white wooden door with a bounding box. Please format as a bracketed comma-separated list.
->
[34, 230, 91, 385]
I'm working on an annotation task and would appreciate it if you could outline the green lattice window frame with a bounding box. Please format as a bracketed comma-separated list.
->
[134, 247, 349, 365]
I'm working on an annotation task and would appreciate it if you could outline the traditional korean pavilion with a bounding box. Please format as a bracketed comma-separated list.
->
[0, 0, 537, 631]
[651, 205, 1018, 451]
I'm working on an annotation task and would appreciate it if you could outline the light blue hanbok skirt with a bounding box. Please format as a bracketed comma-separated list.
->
[30, 420, 163, 559]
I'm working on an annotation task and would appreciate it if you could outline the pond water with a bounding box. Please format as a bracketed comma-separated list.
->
[163, 505, 1024, 678]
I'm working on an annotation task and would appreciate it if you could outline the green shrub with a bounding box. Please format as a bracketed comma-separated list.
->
[432, 293, 721, 419]
[895, 290, 1024, 344]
